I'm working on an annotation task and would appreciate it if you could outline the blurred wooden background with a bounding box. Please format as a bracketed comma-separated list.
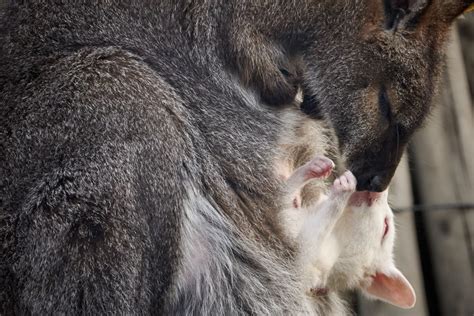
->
[357, 16, 474, 316]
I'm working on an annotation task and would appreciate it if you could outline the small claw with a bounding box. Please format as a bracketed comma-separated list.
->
[304, 156, 335, 180]
[331, 170, 357, 196]
[309, 287, 329, 297]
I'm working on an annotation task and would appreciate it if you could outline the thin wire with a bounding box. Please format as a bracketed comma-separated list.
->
[393, 203, 474, 213]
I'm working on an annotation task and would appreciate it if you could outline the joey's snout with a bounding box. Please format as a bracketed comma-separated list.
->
[348, 191, 383, 207]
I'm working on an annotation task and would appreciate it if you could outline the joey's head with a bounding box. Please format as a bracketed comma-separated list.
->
[300, 0, 474, 191]
[330, 190, 415, 309]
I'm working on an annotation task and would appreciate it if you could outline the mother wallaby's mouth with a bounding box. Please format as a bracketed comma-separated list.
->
[356, 173, 389, 192]
[351, 162, 398, 192]
[345, 142, 404, 192]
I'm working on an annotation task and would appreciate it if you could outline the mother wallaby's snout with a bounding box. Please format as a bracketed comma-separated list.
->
[348, 121, 406, 192]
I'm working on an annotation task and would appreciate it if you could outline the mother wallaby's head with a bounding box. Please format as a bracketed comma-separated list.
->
[302, 0, 473, 192]
[228, 0, 473, 191]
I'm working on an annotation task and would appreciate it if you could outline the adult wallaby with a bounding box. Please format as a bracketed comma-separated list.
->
[1, 0, 472, 315]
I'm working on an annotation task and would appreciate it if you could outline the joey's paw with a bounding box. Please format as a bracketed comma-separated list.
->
[330, 171, 357, 197]
[303, 266, 329, 298]
[308, 287, 329, 297]
[304, 156, 335, 181]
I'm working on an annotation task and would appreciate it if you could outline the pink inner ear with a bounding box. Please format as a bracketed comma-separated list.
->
[364, 270, 416, 309]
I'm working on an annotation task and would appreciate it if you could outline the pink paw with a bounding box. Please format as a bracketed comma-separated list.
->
[303, 156, 335, 181]
[331, 170, 357, 197]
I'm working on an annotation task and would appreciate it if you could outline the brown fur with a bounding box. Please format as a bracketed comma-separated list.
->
[228, 0, 472, 191]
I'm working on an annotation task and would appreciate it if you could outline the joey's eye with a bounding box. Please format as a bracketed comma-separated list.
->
[379, 86, 392, 121]
[382, 217, 389, 240]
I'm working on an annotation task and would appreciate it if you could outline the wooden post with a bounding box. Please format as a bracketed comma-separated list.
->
[357, 155, 428, 316]
[409, 28, 474, 316]
[458, 16, 474, 99]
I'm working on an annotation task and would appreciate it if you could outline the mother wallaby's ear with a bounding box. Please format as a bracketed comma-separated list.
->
[465, 2, 474, 13]
[383, 0, 431, 31]
[383, 0, 474, 31]
[444, 0, 474, 20]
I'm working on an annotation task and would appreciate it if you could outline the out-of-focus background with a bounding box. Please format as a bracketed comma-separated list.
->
[356, 16, 474, 316]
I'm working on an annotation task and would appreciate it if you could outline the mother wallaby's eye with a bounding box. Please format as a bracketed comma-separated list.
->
[382, 217, 389, 240]
[379, 86, 392, 121]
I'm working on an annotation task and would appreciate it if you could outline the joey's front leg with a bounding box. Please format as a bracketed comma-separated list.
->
[280, 156, 335, 242]
[298, 171, 357, 295]
[284, 156, 334, 209]
[300, 170, 357, 241]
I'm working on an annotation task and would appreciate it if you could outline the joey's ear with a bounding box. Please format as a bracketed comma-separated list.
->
[383, 0, 431, 31]
[363, 267, 416, 309]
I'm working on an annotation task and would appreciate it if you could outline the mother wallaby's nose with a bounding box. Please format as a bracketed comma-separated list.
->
[356, 173, 370, 191]
[368, 175, 385, 193]
[356, 174, 386, 192]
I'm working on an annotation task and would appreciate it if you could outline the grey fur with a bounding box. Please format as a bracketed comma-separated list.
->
[169, 185, 347, 315]
[0, 1, 469, 315]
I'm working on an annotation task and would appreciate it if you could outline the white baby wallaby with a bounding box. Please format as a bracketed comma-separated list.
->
[281, 156, 416, 309]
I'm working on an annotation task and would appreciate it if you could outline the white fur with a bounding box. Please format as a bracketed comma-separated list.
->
[280, 157, 405, 298]
[171, 185, 349, 315]
[330, 190, 394, 290]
